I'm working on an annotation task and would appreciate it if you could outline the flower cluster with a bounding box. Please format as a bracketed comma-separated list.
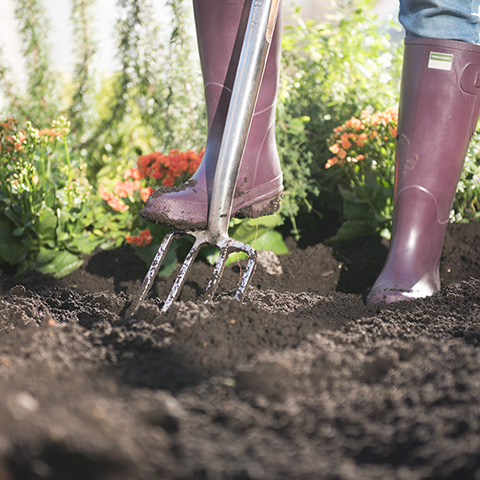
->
[0, 117, 71, 159]
[326, 108, 398, 169]
[99, 148, 202, 213]
[0, 118, 25, 154]
[99, 148, 203, 247]
[38, 126, 69, 141]
[136, 149, 202, 186]
[99, 184, 130, 212]
[126, 229, 153, 247]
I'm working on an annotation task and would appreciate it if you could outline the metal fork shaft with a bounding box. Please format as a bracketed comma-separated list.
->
[207, 0, 280, 238]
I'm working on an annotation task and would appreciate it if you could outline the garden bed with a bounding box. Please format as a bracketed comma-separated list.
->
[1, 222, 480, 479]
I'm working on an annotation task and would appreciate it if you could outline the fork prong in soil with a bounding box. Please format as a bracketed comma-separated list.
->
[204, 239, 258, 303]
[125, 231, 178, 318]
[160, 236, 204, 313]
[127, 232, 259, 317]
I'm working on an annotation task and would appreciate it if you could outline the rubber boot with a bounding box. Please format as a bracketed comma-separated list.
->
[367, 37, 480, 304]
[141, 0, 283, 230]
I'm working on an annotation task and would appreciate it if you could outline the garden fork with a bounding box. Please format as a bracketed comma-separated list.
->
[126, 0, 280, 317]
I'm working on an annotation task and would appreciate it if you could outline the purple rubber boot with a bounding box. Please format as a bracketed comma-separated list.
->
[141, 0, 283, 231]
[367, 37, 480, 304]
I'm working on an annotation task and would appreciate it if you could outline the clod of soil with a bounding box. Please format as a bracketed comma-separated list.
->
[1, 222, 480, 479]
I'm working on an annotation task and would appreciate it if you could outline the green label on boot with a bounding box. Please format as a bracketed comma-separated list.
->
[428, 52, 453, 71]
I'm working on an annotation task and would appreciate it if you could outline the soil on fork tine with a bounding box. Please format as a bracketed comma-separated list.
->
[1, 222, 480, 479]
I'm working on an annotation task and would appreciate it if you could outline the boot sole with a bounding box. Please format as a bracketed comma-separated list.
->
[234, 192, 283, 220]
[141, 191, 283, 231]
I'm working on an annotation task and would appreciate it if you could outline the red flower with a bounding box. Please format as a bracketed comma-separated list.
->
[126, 229, 153, 247]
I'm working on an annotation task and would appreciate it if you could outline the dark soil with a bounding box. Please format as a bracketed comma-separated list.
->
[1, 222, 480, 479]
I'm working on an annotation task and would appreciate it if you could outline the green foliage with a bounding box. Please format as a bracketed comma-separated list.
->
[452, 128, 480, 223]
[4, 0, 480, 280]
[325, 108, 397, 241]
[68, 0, 98, 140]
[78, 0, 205, 176]
[277, 0, 403, 237]
[0, 118, 100, 276]
[324, 108, 480, 242]
[8, 0, 60, 124]
[0, 0, 205, 178]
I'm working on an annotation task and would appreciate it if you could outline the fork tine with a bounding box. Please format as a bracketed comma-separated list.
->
[203, 246, 230, 303]
[125, 231, 177, 318]
[235, 247, 258, 301]
[161, 239, 203, 313]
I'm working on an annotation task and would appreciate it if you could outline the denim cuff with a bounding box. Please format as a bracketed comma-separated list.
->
[399, 0, 480, 45]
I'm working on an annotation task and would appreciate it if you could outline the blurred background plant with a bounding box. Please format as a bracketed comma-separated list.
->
[452, 132, 480, 224]
[0, 117, 99, 276]
[276, 0, 404, 240]
[324, 108, 398, 242]
[2, 0, 480, 278]
[323, 107, 480, 242]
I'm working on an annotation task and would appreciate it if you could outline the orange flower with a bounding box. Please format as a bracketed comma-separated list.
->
[38, 128, 62, 139]
[123, 168, 143, 180]
[136, 149, 203, 185]
[345, 116, 363, 131]
[126, 229, 153, 247]
[355, 133, 368, 147]
[325, 157, 339, 169]
[113, 180, 141, 198]
[0, 118, 17, 131]
[107, 197, 129, 212]
[329, 143, 341, 154]
[99, 184, 129, 212]
[326, 108, 398, 170]
[340, 133, 352, 150]
[139, 186, 154, 202]
[98, 184, 112, 202]
[163, 173, 175, 186]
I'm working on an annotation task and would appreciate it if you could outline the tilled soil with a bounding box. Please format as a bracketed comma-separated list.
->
[1, 223, 480, 480]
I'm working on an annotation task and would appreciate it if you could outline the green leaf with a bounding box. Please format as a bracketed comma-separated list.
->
[329, 220, 377, 243]
[343, 198, 374, 223]
[230, 223, 267, 246]
[225, 251, 247, 266]
[251, 230, 289, 255]
[3, 205, 23, 226]
[34, 248, 84, 278]
[242, 214, 284, 229]
[225, 230, 288, 266]
[68, 233, 101, 255]
[56, 208, 70, 242]
[338, 185, 361, 203]
[0, 216, 31, 265]
[37, 207, 57, 240]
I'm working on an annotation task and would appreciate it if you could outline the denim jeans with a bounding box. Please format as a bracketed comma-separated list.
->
[399, 0, 480, 44]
